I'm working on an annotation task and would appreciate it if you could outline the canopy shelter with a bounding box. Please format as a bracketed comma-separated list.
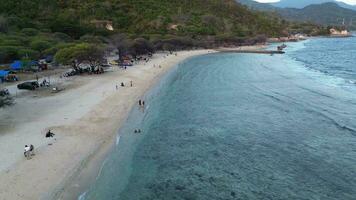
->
[10, 61, 23, 70]
[0, 70, 9, 78]
[0, 70, 9, 82]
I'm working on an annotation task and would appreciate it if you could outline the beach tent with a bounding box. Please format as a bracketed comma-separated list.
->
[0, 70, 9, 82]
[10, 60, 22, 70]
[0, 70, 9, 78]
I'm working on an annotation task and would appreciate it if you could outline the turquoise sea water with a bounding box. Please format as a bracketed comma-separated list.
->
[81, 38, 356, 200]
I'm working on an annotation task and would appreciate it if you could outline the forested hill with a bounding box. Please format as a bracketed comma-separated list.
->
[0, 0, 286, 38]
[0, 0, 329, 64]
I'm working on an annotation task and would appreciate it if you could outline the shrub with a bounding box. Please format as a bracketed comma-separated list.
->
[21, 28, 39, 36]
[42, 43, 74, 56]
[0, 46, 19, 63]
[30, 40, 51, 52]
[0, 15, 8, 33]
[17, 48, 40, 59]
[79, 35, 107, 44]
[0, 39, 23, 46]
[53, 32, 72, 42]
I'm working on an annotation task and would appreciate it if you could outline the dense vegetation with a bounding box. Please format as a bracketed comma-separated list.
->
[0, 0, 288, 37]
[0, 0, 328, 64]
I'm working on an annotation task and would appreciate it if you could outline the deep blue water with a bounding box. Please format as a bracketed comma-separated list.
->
[81, 38, 356, 200]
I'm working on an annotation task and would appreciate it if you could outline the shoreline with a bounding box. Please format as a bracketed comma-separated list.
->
[0, 46, 264, 200]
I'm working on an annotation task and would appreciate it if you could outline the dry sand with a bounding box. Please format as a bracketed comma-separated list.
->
[0, 50, 214, 200]
[0, 46, 263, 200]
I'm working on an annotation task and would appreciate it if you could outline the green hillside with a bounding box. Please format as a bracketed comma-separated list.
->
[0, 0, 290, 38]
[0, 0, 327, 64]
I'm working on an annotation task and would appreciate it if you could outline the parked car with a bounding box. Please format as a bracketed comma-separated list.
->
[17, 81, 39, 90]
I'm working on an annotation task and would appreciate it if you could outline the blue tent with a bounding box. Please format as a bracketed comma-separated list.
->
[0, 70, 9, 82]
[10, 60, 22, 70]
[0, 70, 9, 78]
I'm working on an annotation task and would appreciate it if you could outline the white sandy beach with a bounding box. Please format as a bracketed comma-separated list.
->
[0, 49, 216, 200]
[0, 46, 263, 200]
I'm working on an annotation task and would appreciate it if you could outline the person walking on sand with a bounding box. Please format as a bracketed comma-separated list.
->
[116, 85, 118, 90]
[121, 82, 125, 87]
[24, 145, 31, 159]
[130, 81, 133, 87]
[29, 144, 35, 156]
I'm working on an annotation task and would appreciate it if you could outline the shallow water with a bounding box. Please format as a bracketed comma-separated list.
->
[82, 39, 356, 200]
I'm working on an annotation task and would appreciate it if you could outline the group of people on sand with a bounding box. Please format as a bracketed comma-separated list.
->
[138, 99, 145, 108]
[23, 130, 56, 160]
[116, 81, 133, 90]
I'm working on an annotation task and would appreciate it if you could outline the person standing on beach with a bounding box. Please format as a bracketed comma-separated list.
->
[130, 81, 133, 87]
[116, 85, 118, 90]
[24, 145, 31, 159]
[139, 100, 142, 106]
[29, 144, 35, 156]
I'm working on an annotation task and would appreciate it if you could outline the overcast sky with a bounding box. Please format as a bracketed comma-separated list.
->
[255, 0, 356, 5]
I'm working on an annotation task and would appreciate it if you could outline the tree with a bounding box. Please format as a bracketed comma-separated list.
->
[53, 32, 72, 42]
[21, 28, 39, 36]
[0, 15, 8, 33]
[129, 38, 154, 58]
[30, 40, 52, 53]
[0, 46, 18, 63]
[54, 43, 106, 72]
[110, 33, 131, 61]
[162, 43, 175, 51]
